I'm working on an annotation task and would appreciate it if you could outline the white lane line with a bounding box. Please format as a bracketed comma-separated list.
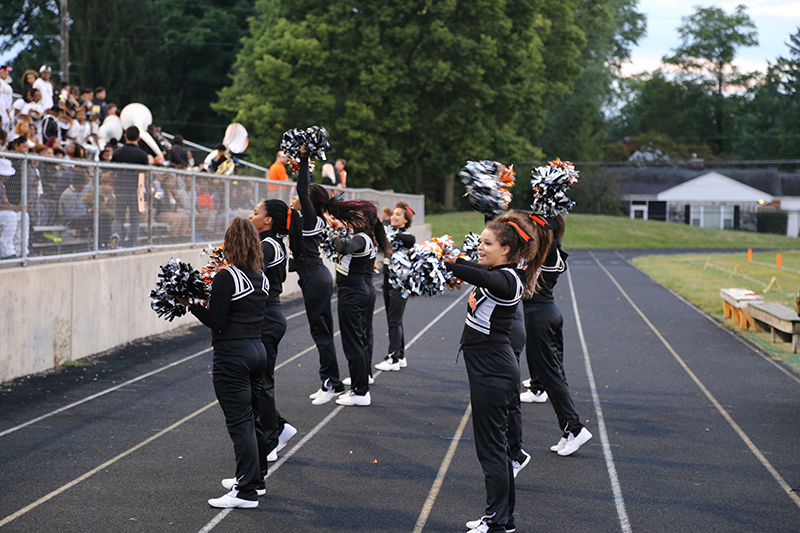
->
[566, 267, 632, 533]
[0, 401, 219, 528]
[615, 251, 800, 386]
[413, 404, 472, 533]
[593, 252, 800, 511]
[199, 292, 470, 533]
[0, 349, 212, 438]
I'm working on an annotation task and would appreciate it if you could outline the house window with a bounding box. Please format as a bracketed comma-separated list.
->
[703, 206, 722, 229]
[723, 206, 734, 229]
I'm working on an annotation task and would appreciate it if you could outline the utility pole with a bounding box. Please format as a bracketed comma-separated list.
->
[60, 0, 69, 82]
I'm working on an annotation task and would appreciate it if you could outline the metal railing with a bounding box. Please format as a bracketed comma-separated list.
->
[0, 151, 424, 266]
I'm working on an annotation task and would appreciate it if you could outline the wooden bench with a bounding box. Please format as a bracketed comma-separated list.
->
[32, 225, 92, 254]
[747, 302, 800, 353]
[720, 288, 763, 331]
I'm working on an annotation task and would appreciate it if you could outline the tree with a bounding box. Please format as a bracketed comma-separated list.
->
[662, 4, 758, 154]
[535, 0, 646, 162]
[215, 0, 586, 206]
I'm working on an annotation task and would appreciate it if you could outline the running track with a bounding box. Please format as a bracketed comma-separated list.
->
[1, 250, 798, 532]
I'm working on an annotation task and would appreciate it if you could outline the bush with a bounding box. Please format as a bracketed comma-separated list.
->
[756, 211, 788, 235]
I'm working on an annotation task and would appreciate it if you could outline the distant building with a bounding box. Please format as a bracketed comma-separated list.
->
[615, 167, 800, 236]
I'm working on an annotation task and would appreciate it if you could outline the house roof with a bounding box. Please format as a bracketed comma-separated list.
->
[656, 171, 773, 203]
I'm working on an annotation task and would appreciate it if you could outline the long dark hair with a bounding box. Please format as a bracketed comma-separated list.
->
[223, 217, 263, 271]
[262, 198, 305, 270]
[489, 210, 550, 298]
[309, 191, 391, 256]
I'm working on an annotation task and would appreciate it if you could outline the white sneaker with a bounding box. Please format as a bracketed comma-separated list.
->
[266, 449, 278, 462]
[276, 423, 297, 452]
[221, 478, 266, 496]
[398, 357, 407, 368]
[342, 376, 375, 385]
[311, 389, 341, 405]
[512, 449, 530, 478]
[375, 358, 400, 371]
[309, 388, 323, 399]
[558, 428, 593, 456]
[520, 390, 548, 403]
[335, 391, 371, 406]
[550, 437, 567, 453]
[465, 516, 515, 532]
[208, 489, 258, 508]
[522, 378, 531, 388]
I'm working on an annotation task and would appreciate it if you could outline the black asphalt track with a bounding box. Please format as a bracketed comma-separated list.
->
[1, 250, 798, 532]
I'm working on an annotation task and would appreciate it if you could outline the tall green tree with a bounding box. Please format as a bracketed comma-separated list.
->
[662, 4, 758, 154]
[535, 0, 646, 162]
[215, 0, 585, 206]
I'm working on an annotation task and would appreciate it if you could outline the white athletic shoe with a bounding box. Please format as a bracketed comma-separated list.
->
[512, 449, 531, 478]
[550, 437, 568, 453]
[398, 357, 407, 368]
[522, 378, 531, 388]
[465, 516, 515, 532]
[276, 423, 297, 453]
[375, 358, 400, 371]
[342, 376, 375, 385]
[221, 478, 266, 496]
[266, 449, 278, 462]
[309, 388, 323, 399]
[520, 390, 548, 403]
[208, 489, 258, 508]
[311, 389, 341, 405]
[558, 428, 593, 456]
[335, 391, 371, 406]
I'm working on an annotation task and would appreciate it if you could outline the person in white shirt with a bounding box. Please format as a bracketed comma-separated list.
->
[0, 66, 13, 134]
[67, 108, 94, 146]
[33, 65, 54, 110]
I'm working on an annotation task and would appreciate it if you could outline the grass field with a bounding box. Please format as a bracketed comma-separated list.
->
[632, 250, 800, 375]
[426, 212, 800, 250]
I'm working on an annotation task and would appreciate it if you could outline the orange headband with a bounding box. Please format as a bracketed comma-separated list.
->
[286, 206, 292, 230]
[529, 214, 547, 227]
[504, 220, 530, 242]
[404, 205, 415, 216]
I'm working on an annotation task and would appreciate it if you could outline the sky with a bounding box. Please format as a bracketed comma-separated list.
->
[624, 0, 800, 75]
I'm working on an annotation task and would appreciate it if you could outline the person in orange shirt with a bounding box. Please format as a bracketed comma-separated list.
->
[268, 150, 288, 192]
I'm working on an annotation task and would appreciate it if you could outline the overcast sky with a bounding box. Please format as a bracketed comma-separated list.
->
[625, 1, 800, 75]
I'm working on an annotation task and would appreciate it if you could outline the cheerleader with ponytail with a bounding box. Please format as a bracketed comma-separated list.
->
[521, 214, 592, 456]
[443, 210, 545, 533]
[248, 199, 302, 465]
[329, 199, 390, 406]
[291, 148, 346, 405]
[375, 202, 416, 371]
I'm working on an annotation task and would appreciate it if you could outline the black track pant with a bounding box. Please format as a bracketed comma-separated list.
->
[298, 263, 342, 391]
[212, 338, 267, 499]
[383, 275, 407, 361]
[257, 304, 288, 476]
[523, 301, 584, 437]
[506, 304, 525, 461]
[463, 343, 518, 530]
[337, 282, 370, 394]
[364, 274, 376, 373]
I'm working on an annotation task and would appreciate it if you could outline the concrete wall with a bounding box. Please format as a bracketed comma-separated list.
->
[0, 224, 430, 382]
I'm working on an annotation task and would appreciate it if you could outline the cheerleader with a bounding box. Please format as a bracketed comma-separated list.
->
[292, 151, 345, 405]
[444, 210, 545, 533]
[522, 214, 592, 456]
[249, 199, 302, 463]
[375, 202, 416, 371]
[181, 218, 269, 509]
[331, 201, 390, 406]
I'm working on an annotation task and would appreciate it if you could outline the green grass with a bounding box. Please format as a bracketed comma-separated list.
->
[633, 251, 800, 375]
[426, 212, 800, 250]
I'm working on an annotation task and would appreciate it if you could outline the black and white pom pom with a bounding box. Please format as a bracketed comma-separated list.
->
[318, 213, 351, 263]
[461, 232, 481, 262]
[388, 236, 459, 299]
[150, 258, 210, 321]
[530, 158, 579, 217]
[384, 225, 406, 251]
[280, 126, 331, 161]
[459, 160, 515, 217]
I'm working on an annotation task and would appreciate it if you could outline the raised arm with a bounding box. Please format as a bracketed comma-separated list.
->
[295, 156, 318, 230]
